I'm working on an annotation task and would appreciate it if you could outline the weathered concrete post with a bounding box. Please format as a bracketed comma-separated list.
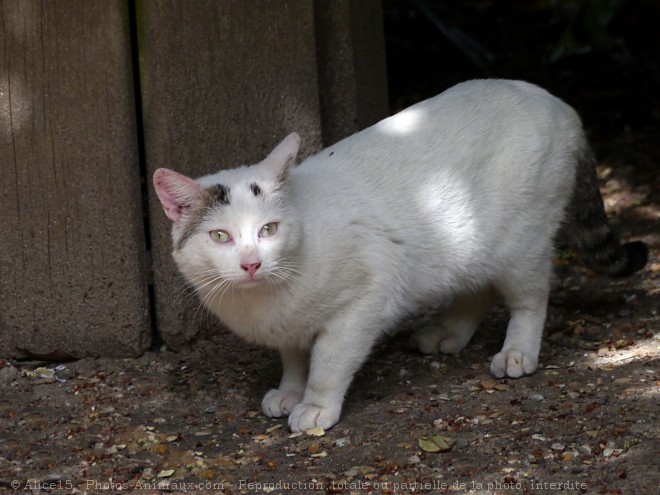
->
[314, 0, 389, 144]
[0, 0, 151, 357]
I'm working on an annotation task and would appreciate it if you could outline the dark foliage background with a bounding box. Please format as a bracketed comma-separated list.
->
[384, 0, 660, 137]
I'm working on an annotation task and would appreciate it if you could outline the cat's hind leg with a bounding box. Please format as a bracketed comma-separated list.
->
[262, 347, 308, 418]
[490, 260, 551, 378]
[410, 288, 497, 355]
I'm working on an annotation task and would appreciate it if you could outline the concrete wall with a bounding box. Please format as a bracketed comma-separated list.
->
[0, 0, 151, 358]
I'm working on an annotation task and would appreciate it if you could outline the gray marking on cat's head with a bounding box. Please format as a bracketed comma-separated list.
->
[207, 184, 231, 206]
[176, 205, 212, 253]
[249, 182, 263, 197]
[174, 185, 230, 252]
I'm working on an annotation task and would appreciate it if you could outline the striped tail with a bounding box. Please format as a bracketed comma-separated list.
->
[565, 148, 648, 277]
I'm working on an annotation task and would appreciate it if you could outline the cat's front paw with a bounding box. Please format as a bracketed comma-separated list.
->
[288, 402, 341, 432]
[490, 349, 538, 378]
[262, 389, 303, 418]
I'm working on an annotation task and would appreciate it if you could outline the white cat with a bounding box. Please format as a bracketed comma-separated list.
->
[154, 79, 647, 432]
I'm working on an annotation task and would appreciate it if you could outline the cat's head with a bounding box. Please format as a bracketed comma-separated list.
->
[153, 133, 302, 290]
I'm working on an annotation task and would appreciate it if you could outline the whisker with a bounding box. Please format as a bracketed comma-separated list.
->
[195, 276, 230, 324]
[270, 257, 302, 283]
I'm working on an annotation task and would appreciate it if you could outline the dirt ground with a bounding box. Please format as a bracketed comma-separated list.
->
[1, 126, 658, 495]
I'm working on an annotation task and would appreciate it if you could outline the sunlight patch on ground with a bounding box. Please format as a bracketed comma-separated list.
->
[584, 333, 659, 371]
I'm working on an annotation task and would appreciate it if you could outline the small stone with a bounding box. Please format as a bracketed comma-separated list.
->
[335, 437, 350, 447]
[407, 454, 421, 464]
[551, 443, 565, 451]
[603, 441, 623, 458]
[0, 365, 20, 384]
[42, 474, 66, 483]
[345, 466, 376, 476]
[530, 394, 544, 402]
[579, 444, 592, 455]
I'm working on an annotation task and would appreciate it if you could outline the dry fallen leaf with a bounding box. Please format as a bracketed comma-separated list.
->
[418, 433, 452, 453]
[266, 424, 282, 434]
[305, 426, 325, 437]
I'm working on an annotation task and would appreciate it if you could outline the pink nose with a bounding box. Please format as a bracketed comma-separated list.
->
[240, 262, 261, 278]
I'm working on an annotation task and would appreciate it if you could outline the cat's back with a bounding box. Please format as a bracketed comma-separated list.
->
[302, 79, 581, 180]
[296, 79, 583, 209]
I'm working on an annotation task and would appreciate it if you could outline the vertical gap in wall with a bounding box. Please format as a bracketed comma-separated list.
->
[128, 0, 161, 348]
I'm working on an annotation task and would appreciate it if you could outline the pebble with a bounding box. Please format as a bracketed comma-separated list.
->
[603, 441, 622, 458]
[551, 443, 565, 451]
[530, 393, 545, 402]
[579, 444, 592, 455]
[0, 365, 19, 384]
[335, 437, 350, 447]
[42, 474, 66, 483]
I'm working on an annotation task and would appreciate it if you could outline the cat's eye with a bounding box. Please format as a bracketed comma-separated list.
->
[209, 229, 231, 243]
[259, 222, 278, 238]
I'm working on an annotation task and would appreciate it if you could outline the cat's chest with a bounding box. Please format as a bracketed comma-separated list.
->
[209, 289, 317, 348]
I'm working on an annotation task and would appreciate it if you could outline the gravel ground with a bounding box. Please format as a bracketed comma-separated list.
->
[1, 134, 658, 495]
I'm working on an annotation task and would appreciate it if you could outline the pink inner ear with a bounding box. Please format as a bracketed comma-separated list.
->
[153, 168, 201, 223]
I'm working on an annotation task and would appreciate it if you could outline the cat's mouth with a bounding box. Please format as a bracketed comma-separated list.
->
[233, 269, 272, 287]
[234, 277, 264, 288]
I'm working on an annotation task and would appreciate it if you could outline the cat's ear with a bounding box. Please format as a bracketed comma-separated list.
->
[263, 132, 301, 183]
[153, 168, 202, 224]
